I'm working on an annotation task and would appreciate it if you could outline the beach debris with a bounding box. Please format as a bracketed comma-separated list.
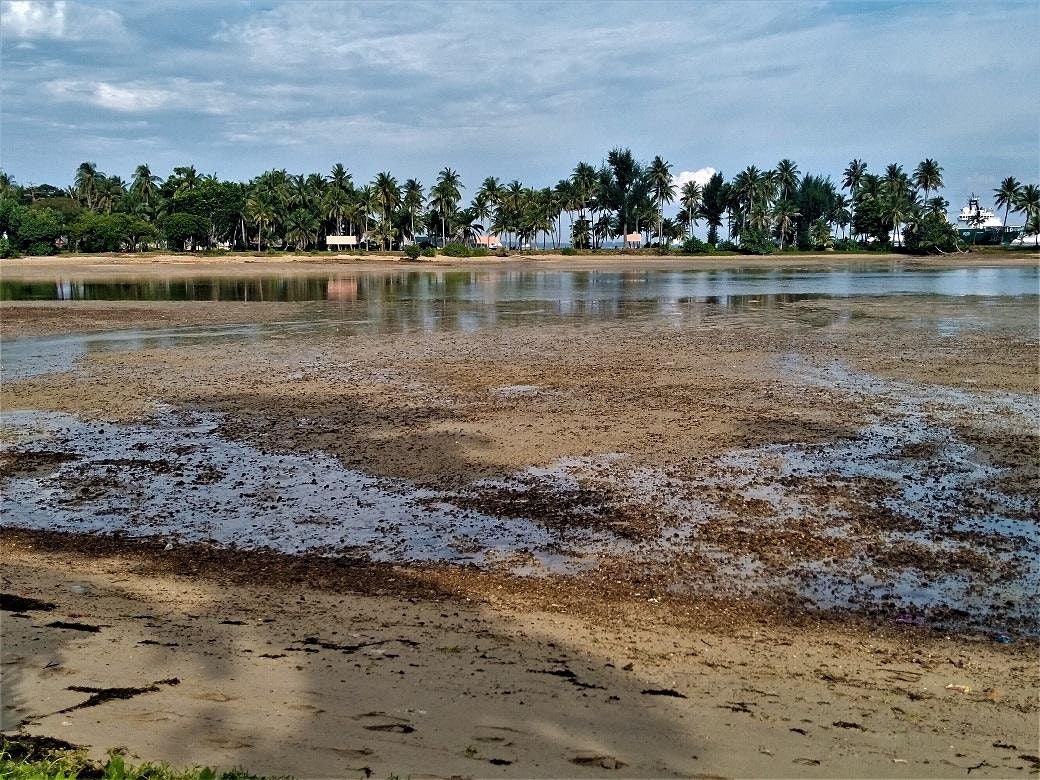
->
[527, 667, 605, 690]
[992, 741, 1016, 750]
[832, 721, 866, 730]
[46, 621, 100, 633]
[571, 753, 627, 769]
[992, 633, 1012, 644]
[363, 723, 415, 734]
[60, 677, 179, 712]
[0, 593, 56, 612]
[794, 758, 821, 766]
[944, 684, 971, 694]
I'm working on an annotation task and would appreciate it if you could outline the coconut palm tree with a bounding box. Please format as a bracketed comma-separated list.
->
[1013, 184, 1040, 245]
[699, 172, 726, 245]
[131, 164, 161, 208]
[74, 162, 100, 208]
[356, 185, 377, 249]
[432, 167, 463, 247]
[172, 165, 200, 195]
[842, 159, 868, 240]
[284, 208, 319, 250]
[648, 155, 675, 246]
[322, 186, 351, 237]
[993, 176, 1022, 237]
[402, 179, 424, 242]
[246, 191, 276, 251]
[912, 158, 944, 203]
[372, 171, 401, 249]
[775, 159, 800, 201]
[679, 180, 702, 237]
[772, 200, 800, 250]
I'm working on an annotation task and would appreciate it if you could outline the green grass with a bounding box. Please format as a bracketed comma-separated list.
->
[0, 737, 282, 780]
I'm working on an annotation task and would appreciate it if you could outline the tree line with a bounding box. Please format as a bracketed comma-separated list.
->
[0, 151, 1037, 256]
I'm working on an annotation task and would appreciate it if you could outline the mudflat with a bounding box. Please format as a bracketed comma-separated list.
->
[1, 254, 1038, 777]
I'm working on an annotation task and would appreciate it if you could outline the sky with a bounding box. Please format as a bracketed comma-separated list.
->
[1, 0, 1038, 218]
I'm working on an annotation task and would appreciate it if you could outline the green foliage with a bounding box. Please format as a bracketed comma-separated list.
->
[679, 236, 708, 254]
[738, 227, 774, 255]
[0, 738, 282, 780]
[440, 242, 470, 257]
[420, 246, 436, 258]
[903, 212, 961, 254]
[559, 247, 578, 255]
[469, 247, 489, 257]
[9, 205, 64, 252]
[162, 213, 211, 249]
[403, 244, 421, 260]
[0, 237, 16, 258]
[71, 213, 156, 252]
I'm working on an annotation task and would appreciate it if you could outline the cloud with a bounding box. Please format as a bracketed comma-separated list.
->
[673, 168, 717, 190]
[42, 78, 283, 116]
[0, 0, 126, 41]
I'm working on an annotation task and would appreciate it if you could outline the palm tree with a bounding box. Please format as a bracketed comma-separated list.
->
[322, 186, 351, 237]
[775, 159, 800, 201]
[372, 171, 401, 249]
[993, 176, 1022, 238]
[912, 158, 944, 203]
[699, 172, 727, 245]
[606, 147, 641, 244]
[356, 185, 377, 249]
[74, 162, 100, 208]
[329, 163, 352, 192]
[172, 165, 199, 195]
[284, 208, 319, 250]
[402, 179, 424, 242]
[772, 200, 800, 250]
[648, 155, 675, 246]
[131, 164, 161, 208]
[246, 191, 276, 251]
[1013, 184, 1040, 245]
[433, 167, 463, 246]
[679, 180, 702, 237]
[842, 159, 867, 240]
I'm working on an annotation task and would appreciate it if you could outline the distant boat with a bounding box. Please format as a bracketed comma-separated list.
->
[956, 194, 1023, 245]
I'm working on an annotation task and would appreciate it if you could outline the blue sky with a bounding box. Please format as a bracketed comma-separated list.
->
[1, 0, 1038, 214]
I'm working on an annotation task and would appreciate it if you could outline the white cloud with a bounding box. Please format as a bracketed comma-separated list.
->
[673, 168, 717, 190]
[43, 78, 266, 115]
[1, 0, 125, 40]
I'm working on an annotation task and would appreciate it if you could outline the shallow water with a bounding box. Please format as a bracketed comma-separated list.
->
[3, 264, 1038, 303]
[2, 264, 1038, 633]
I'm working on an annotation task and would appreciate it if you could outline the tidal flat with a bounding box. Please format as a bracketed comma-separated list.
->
[2, 254, 1038, 777]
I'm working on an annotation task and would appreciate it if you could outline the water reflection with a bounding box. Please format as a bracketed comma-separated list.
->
[3, 266, 1037, 304]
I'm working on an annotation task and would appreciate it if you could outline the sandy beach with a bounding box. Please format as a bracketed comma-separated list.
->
[2, 253, 1038, 777]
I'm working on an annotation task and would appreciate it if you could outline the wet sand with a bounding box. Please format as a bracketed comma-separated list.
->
[1, 255, 1038, 776]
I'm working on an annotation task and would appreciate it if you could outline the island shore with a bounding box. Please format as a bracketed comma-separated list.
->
[2, 255, 1037, 776]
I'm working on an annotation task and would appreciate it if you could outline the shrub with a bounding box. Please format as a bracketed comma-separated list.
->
[739, 228, 775, 255]
[679, 236, 708, 254]
[717, 240, 738, 252]
[420, 246, 436, 258]
[904, 212, 961, 254]
[27, 241, 55, 256]
[404, 244, 421, 260]
[559, 247, 578, 256]
[440, 242, 470, 257]
[469, 247, 489, 257]
[0, 238, 16, 258]
[494, 248, 508, 257]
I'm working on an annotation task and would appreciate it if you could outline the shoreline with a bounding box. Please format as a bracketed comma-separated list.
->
[3, 526, 1037, 778]
[1, 249, 1038, 281]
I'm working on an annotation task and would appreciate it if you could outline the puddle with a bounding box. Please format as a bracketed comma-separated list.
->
[0, 405, 595, 567]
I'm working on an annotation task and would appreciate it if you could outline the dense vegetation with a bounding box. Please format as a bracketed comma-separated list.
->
[0, 153, 1036, 257]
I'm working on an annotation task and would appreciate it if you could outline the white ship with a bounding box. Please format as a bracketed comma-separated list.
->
[957, 194, 1022, 244]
